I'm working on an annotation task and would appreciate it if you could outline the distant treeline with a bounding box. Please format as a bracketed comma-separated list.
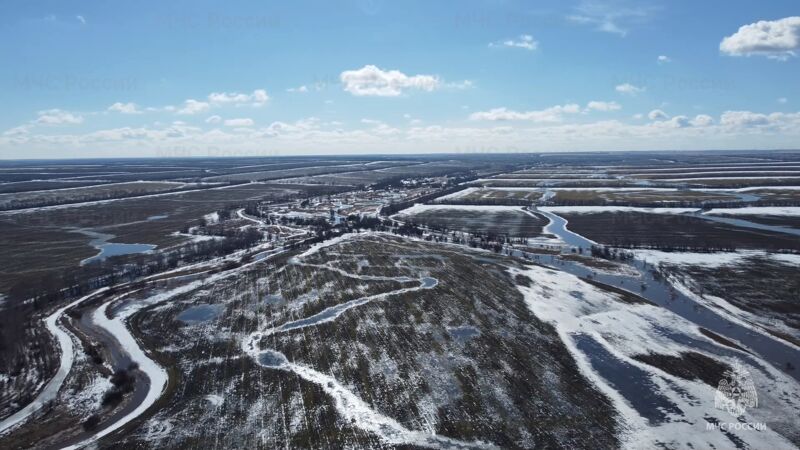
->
[607, 241, 739, 252]
[484, 180, 800, 189]
[590, 245, 635, 261]
[435, 198, 533, 206]
[544, 199, 800, 208]
[369, 171, 476, 190]
[0, 182, 240, 211]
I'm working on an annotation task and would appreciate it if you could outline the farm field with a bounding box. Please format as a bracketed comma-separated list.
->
[437, 187, 543, 203]
[0, 181, 202, 210]
[395, 204, 548, 237]
[560, 210, 800, 251]
[549, 189, 738, 205]
[645, 252, 800, 346]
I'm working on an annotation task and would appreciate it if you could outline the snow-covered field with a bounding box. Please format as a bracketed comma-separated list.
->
[706, 207, 800, 217]
[634, 249, 800, 268]
[541, 206, 699, 215]
[397, 203, 528, 215]
[511, 264, 800, 450]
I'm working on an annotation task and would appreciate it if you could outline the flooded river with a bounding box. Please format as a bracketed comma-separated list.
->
[529, 209, 799, 382]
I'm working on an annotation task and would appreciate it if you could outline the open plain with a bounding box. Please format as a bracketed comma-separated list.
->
[1, 151, 800, 449]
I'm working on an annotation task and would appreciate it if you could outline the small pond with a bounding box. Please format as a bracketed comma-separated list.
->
[258, 350, 289, 368]
[77, 229, 156, 265]
[177, 304, 224, 324]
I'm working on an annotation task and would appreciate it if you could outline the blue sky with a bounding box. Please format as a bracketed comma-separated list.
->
[1, 0, 798, 158]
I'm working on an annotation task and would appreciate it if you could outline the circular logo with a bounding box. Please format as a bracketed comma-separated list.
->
[714, 360, 758, 417]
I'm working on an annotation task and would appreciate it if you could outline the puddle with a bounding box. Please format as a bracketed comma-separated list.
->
[448, 325, 480, 342]
[147, 214, 168, 221]
[731, 192, 760, 203]
[177, 304, 224, 324]
[264, 294, 284, 305]
[257, 350, 289, 368]
[421, 277, 438, 288]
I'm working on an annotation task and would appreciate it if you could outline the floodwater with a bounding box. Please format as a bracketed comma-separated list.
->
[177, 304, 224, 323]
[77, 229, 156, 265]
[693, 212, 800, 237]
[520, 211, 800, 382]
[574, 333, 682, 424]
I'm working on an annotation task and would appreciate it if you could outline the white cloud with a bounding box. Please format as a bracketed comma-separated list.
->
[256, 117, 321, 138]
[76, 15, 86, 25]
[446, 80, 474, 90]
[177, 99, 210, 115]
[616, 83, 645, 95]
[586, 101, 621, 112]
[35, 109, 84, 125]
[287, 85, 309, 93]
[690, 114, 714, 127]
[83, 127, 152, 142]
[778, 97, 788, 104]
[108, 102, 141, 114]
[339, 65, 440, 97]
[720, 111, 770, 127]
[489, 34, 538, 51]
[208, 89, 269, 106]
[648, 109, 669, 120]
[205, 115, 222, 124]
[567, 1, 655, 36]
[363, 120, 401, 136]
[224, 118, 254, 127]
[657, 55, 671, 64]
[147, 89, 270, 115]
[469, 104, 581, 122]
[251, 89, 269, 104]
[720, 16, 800, 60]
[3, 125, 32, 137]
[651, 115, 690, 128]
[208, 92, 250, 104]
[7, 109, 800, 157]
